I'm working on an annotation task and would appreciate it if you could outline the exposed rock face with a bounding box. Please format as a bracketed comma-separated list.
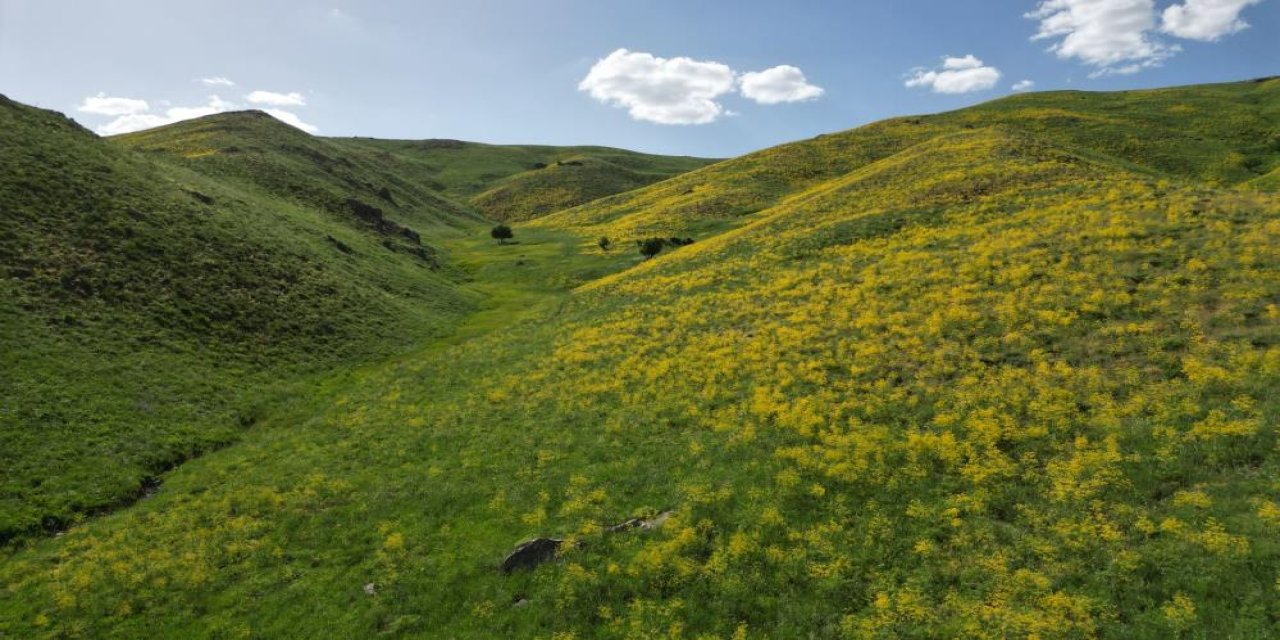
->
[501, 538, 563, 574]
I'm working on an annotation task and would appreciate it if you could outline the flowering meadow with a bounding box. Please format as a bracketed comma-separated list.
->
[2, 79, 1279, 638]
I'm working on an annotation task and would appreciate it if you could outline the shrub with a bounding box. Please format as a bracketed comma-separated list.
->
[490, 224, 513, 245]
[639, 238, 664, 259]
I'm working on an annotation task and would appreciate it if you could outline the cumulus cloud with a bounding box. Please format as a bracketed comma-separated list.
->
[1012, 79, 1037, 92]
[905, 55, 1002, 94]
[77, 93, 149, 116]
[244, 90, 307, 107]
[739, 65, 825, 104]
[1026, 0, 1261, 76]
[579, 49, 824, 124]
[1161, 0, 1262, 40]
[1028, 0, 1178, 76]
[263, 109, 319, 134]
[578, 49, 736, 124]
[200, 76, 236, 87]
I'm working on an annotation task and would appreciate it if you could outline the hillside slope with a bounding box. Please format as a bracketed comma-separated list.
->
[535, 77, 1280, 240]
[3, 80, 1279, 638]
[0, 98, 477, 542]
[114, 111, 485, 233]
[325, 137, 717, 221]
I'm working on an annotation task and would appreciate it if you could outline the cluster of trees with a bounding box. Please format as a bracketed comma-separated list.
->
[638, 236, 695, 259]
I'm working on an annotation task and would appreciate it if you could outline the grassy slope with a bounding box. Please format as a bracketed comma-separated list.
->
[535, 77, 1280, 241]
[0, 99, 478, 543]
[325, 137, 717, 221]
[114, 111, 485, 233]
[3, 79, 1280, 638]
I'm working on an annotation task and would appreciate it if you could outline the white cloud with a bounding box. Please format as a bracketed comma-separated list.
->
[200, 76, 236, 87]
[1012, 79, 1037, 92]
[95, 114, 171, 136]
[95, 95, 235, 135]
[263, 109, 319, 134]
[244, 90, 307, 107]
[905, 55, 1002, 94]
[578, 49, 736, 124]
[1027, 0, 1181, 76]
[77, 93, 149, 116]
[1161, 0, 1262, 40]
[739, 65, 825, 104]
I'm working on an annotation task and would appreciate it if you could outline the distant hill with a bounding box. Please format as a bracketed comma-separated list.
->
[324, 137, 717, 221]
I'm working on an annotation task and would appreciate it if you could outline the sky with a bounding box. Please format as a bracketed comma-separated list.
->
[1, 0, 1276, 157]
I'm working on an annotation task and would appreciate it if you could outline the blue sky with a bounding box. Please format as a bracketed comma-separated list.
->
[1, 0, 1276, 157]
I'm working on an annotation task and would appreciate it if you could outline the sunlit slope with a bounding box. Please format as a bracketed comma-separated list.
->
[325, 137, 717, 221]
[114, 111, 485, 232]
[536, 77, 1280, 240]
[4, 124, 1279, 637]
[0, 97, 475, 543]
[470, 155, 706, 222]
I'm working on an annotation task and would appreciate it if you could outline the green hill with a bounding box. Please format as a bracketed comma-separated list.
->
[535, 77, 1280, 240]
[0, 99, 478, 543]
[114, 111, 485, 232]
[2, 79, 1280, 638]
[324, 137, 717, 221]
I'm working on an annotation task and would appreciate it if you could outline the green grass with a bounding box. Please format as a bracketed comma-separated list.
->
[2, 78, 1280, 638]
[535, 77, 1280, 242]
[0, 97, 479, 542]
[324, 137, 717, 221]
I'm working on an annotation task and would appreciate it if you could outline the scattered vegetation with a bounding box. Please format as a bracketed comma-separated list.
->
[2, 79, 1280, 638]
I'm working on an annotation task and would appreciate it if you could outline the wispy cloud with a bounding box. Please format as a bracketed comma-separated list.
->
[85, 90, 317, 136]
[244, 90, 307, 107]
[95, 95, 233, 135]
[200, 76, 236, 87]
[77, 93, 149, 116]
[905, 55, 1002, 94]
[1012, 79, 1037, 92]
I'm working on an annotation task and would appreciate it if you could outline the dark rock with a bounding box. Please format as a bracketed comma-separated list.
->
[400, 226, 421, 244]
[186, 190, 214, 205]
[501, 538, 562, 574]
[326, 235, 355, 255]
[378, 186, 396, 203]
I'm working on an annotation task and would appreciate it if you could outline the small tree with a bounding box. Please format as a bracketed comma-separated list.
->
[491, 224, 513, 245]
[639, 238, 664, 260]
[598, 236, 611, 252]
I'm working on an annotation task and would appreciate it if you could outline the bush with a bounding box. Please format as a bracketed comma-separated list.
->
[639, 238, 664, 259]
[490, 224, 513, 245]
[598, 236, 611, 252]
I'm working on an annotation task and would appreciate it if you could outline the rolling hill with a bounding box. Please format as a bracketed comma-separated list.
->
[534, 77, 1280, 240]
[2, 78, 1280, 638]
[324, 137, 717, 221]
[0, 98, 481, 543]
